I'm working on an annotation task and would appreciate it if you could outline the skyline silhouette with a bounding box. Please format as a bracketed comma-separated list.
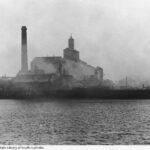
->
[0, 0, 150, 81]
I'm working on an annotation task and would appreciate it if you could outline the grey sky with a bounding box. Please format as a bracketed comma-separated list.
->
[0, 0, 150, 81]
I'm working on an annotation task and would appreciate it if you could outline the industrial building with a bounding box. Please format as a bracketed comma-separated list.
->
[14, 26, 103, 88]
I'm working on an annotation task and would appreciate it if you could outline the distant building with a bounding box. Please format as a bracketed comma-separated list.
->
[14, 27, 103, 88]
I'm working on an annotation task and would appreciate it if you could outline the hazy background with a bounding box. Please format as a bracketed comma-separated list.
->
[0, 0, 150, 81]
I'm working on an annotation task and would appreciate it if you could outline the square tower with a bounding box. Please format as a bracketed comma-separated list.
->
[63, 36, 79, 61]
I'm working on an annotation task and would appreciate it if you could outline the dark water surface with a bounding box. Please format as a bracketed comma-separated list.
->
[0, 99, 150, 145]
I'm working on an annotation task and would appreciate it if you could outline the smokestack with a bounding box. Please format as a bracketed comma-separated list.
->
[21, 26, 28, 72]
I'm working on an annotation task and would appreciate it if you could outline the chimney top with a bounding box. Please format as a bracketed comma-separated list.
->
[69, 34, 73, 39]
[21, 26, 27, 30]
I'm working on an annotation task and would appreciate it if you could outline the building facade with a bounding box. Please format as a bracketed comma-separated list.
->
[30, 36, 103, 86]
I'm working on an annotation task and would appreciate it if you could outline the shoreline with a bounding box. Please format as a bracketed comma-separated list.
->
[0, 88, 150, 99]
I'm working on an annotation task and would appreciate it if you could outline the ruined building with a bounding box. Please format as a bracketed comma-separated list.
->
[15, 26, 103, 88]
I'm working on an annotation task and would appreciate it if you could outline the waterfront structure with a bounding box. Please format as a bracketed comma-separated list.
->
[15, 27, 103, 88]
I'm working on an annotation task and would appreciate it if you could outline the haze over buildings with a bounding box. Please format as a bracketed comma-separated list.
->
[1, 0, 150, 81]
[15, 26, 103, 88]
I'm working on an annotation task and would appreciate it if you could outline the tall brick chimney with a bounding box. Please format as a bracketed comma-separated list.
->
[21, 26, 28, 72]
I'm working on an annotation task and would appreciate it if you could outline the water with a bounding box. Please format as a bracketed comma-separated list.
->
[0, 99, 150, 145]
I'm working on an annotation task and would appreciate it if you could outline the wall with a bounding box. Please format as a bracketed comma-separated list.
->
[30, 57, 103, 86]
[63, 48, 79, 61]
[31, 58, 58, 74]
[63, 59, 95, 80]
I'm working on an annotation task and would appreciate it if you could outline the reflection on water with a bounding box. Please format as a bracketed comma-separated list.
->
[0, 99, 150, 144]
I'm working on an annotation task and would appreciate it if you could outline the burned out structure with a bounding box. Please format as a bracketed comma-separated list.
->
[14, 26, 103, 89]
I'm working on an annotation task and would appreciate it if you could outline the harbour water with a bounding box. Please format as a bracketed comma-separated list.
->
[0, 99, 150, 145]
